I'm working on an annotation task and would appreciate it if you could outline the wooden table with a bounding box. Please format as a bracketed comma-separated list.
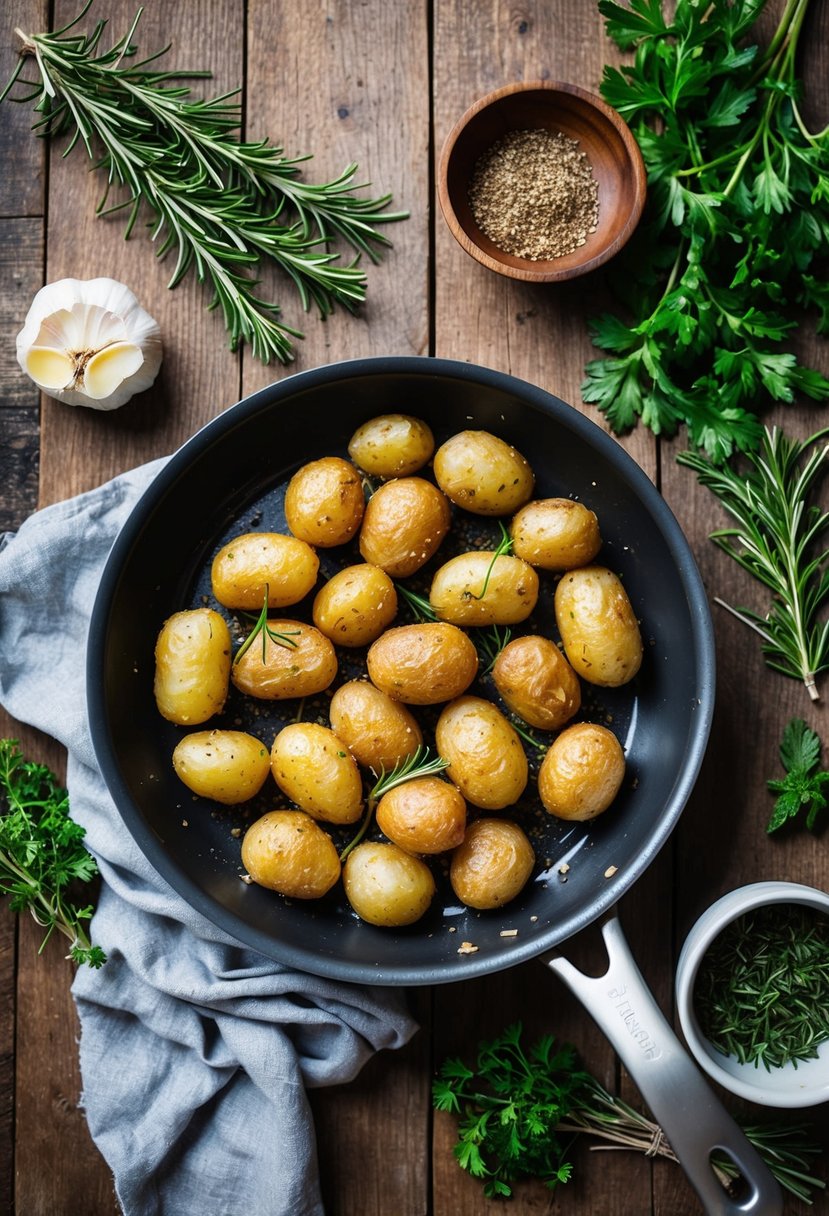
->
[1, 2, 827, 1212]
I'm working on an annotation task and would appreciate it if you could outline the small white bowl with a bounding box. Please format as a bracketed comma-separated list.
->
[675, 881, 829, 1108]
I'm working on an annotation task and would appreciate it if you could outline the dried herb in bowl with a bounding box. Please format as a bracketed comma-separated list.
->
[694, 904, 829, 1071]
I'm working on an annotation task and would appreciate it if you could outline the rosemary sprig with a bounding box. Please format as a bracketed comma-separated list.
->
[395, 582, 437, 623]
[339, 745, 449, 861]
[694, 904, 829, 1071]
[677, 426, 829, 701]
[233, 587, 300, 665]
[2, 3, 407, 363]
[475, 625, 512, 675]
[471, 523, 513, 601]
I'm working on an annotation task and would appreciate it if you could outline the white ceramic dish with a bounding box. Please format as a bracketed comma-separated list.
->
[675, 881, 829, 1108]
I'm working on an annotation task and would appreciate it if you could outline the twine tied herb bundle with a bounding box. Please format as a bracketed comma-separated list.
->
[1, 2, 407, 364]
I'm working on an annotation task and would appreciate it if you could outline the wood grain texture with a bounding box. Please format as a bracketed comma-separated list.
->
[0, 0, 47, 217]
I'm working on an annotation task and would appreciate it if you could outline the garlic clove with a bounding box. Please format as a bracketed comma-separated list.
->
[23, 347, 76, 393]
[83, 342, 145, 400]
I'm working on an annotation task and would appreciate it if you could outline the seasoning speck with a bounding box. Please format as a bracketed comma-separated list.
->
[458, 941, 479, 954]
[500, 929, 519, 938]
[604, 865, 618, 879]
[558, 862, 570, 874]
[239, 873, 253, 884]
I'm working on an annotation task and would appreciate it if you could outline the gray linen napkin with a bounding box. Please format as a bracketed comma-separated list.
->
[0, 461, 417, 1216]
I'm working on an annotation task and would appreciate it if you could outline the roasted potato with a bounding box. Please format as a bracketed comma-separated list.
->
[312, 563, 397, 647]
[492, 635, 581, 731]
[154, 608, 231, 725]
[172, 730, 270, 804]
[348, 414, 435, 478]
[429, 551, 538, 626]
[271, 723, 363, 825]
[231, 620, 337, 700]
[359, 477, 450, 577]
[342, 841, 436, 926]
[511, 498, 601, 570]
[284, 456, 365, 547]
[433, 430, 534, 515]
[211, 532, 319, 610]
[328, 680, 423, 774]
[538, 722, 625, 820]
[555, 565, 643, 686]
[367, 622, 478, 705]
[435, 695, 528, 809]
[450, 818, 534, 909]
[376, 777, 467, 855]
[241, 810, 341, 899]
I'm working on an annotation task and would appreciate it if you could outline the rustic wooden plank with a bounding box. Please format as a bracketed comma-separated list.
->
[38, 0, 244, 508]
[0, 218, 43, 532]
[0, 0, 47, 217]
[432, 2, 660, 1212]
[243, 3, 432, 1213]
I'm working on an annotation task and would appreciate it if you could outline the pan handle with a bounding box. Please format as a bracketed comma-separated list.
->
[541, 912, 782, 1216]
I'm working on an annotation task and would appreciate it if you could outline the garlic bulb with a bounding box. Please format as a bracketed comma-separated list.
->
[16, 277, 163, 410]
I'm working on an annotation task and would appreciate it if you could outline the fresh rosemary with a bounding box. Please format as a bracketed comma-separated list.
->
[1, 3, 406, 363]
[233, 587, 300, 665]
[678, 426, 829, 701]
[475, 624, 512, 675]
[395, 582, 438, 623]
[471, 523, 513, 601]
[339, 745, 449, 862]
[694, 904, 829, 1071]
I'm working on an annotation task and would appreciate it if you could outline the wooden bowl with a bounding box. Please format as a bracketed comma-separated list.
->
[438, 81, 646, 281]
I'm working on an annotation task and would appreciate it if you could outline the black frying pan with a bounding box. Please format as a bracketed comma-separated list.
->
[87, 358, 780, 1214]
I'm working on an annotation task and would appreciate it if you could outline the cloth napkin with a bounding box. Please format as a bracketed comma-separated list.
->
[0, 461, 417, 1216]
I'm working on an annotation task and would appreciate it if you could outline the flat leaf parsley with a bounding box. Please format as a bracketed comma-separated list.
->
[767, 718, 829, 831]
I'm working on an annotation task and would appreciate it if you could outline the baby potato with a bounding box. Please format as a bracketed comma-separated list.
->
[343, 841, 435, 926]
[511, 498, 601, 570]
[348, 414, 435, 478]
[312, 563, 397, 647]
[271, 723, 363, 825]
[538, 722, 625, 821]
[450, 818, 534, 910]
[376, 777, 467, 855]
[492, 635, 581, 731]
[429, 552, 539, 626]
[154, 608, 231, 725]
[433, 430, 534, 515]
[555, 565, 643, 687]
[329, 680, 423, 774]
[435, 696, 528, 810]
[367, 622, 478, 705]
[241, 810, 341, 899]
[231, 620, 338, 700]
[211, 532, 319, 610]
[172, 730, 270, 804]
[359, 477, 450, 577]
[284, 456, 365, 547]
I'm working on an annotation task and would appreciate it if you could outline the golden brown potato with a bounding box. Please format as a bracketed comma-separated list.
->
[554, 566, 643, 687]
[241, 810, 341, 899]
[376, 777, 467, 855]
[429, 552, 538, 626]
[511, 498, 601, 570]
[284, 456, 365, 547]
[210, 532, 319, 610]
[270, 723, 363, 825]
[231, 620, 337, 700]
[348, 414, 435, 478]
[367, 622, 478, 705]
[312, 563, 397, 648]
[450, 818, 535, 910]
[154, 608, 231, 725]
[433, 430, 534, 515]
[328, 680, 423, 774]
[172, 730, 270, 804]
[342, 841, 435, 926]
[492, 635, 581, 731]
[435, 696, 528, 810]
[538, 722, 625, 821]
[359, 477, 450, 577]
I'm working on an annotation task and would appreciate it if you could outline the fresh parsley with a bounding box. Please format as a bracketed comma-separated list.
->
[0, 739, 106, 967]
[584, 0, 829, 462]
[767, 718, 829, 831]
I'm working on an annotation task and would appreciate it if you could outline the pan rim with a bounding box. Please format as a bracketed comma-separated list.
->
[87, 355, 716, 984]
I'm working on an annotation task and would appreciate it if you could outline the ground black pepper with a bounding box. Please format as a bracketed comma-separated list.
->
[469, 127, 599, 260]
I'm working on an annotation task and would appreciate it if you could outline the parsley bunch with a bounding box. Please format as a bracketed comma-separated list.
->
[584, 0, 829, 461]
[767, 717, 829, 830]
[0, 739, 106, 967]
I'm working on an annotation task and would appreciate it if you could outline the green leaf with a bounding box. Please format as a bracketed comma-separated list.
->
[779, 719, 820, 777]
[581, 354, 645, 431]
[598, 0, 668, 49]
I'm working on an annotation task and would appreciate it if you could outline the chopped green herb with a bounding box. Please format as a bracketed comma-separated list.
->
[767, 718, 829, 832]
[233, 586, 301, 665]
[339, 745, 450, 862]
